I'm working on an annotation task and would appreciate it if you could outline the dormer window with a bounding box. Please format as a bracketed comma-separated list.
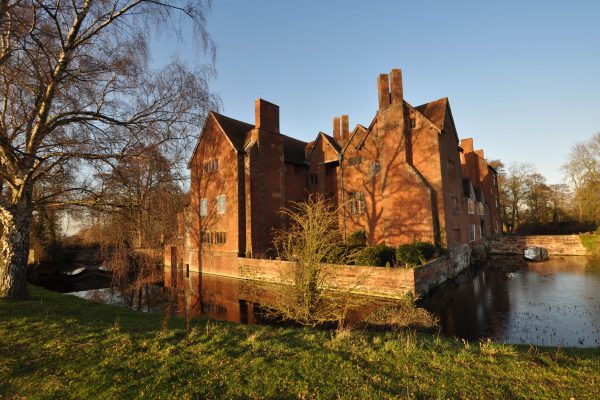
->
[410, 118, 416, 128]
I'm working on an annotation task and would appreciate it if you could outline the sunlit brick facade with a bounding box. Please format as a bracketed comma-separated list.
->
[168, 69, 501, 271]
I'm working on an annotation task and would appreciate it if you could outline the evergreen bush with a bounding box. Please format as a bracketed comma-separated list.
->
[347, 229, 367, 248]
[396, 241, 436, 267]
[354, 244, 396, 266]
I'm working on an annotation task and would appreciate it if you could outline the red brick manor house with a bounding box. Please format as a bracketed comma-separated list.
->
[168, 69, 501, 272]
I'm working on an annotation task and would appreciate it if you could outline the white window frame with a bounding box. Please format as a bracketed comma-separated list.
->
[467, 199, 475, 215]
[469, 224, 476, 242]
[348, 191, 365, 215]
[217, 195, 226, 215]
[200, 198, 208, 217]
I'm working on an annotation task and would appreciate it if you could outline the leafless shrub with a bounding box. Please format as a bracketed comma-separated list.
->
[258, 194, 368, 327]
[363, 293, 438, 331]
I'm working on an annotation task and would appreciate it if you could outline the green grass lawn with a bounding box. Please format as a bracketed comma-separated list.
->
[1, 285, 599, 399]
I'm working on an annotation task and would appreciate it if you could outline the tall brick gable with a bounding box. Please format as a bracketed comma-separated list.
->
[171, 68, 501, 272]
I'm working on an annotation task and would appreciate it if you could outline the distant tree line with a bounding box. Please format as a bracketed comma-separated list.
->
[492, 132, 600, 235]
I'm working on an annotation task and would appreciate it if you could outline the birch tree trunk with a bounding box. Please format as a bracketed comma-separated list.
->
[0, 193, 32, 299]
[0, 1, 217, 299]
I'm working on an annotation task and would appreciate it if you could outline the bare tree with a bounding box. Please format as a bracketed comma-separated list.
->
[547, 183, 571, 223]
[95, 144, 184, 249]
[523, 172, 550, 224]
[492, 161, 535, 232]
[562, 132, 600, 224]
[0, 1, 218, 299]
[261, 195, 366, 327]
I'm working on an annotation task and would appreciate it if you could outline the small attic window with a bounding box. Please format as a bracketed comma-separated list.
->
[410, 118, 416, 128]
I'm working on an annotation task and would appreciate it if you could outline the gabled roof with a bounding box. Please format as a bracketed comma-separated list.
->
[343, 121, 371, 153]
[322, 132, 341, 153]
[305, 131, 342, 162]
[351, 99, 445, 154]
[211, 111, 254, 152]
[415, 97, 448, 130]
[192, 111, 308, 166]
[415, 97, 460, 144]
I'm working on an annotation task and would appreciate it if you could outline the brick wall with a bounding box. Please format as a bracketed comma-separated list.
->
[413, 244, 471, 295]
[238, 257, 415, 299]
[487, 235, 588, 256]
[164, 242, 476, 299]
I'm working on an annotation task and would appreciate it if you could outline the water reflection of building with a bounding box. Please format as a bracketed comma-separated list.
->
[164, 268, 391, 327]
[165, 268, 261, 324]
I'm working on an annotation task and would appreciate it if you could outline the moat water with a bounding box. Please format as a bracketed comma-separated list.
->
[420, 255, 600, 348]
[33, 255, 600, 348]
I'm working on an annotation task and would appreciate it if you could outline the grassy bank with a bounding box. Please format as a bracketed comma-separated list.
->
[580, 232, 599, 254]
[1, 286, 599, 399]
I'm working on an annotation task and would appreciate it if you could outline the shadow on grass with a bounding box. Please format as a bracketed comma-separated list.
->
[1, 285, 599, 399]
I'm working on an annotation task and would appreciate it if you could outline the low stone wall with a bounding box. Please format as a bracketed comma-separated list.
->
[237, 244, 473, 298]
[238, 257, 415, 299]
[487, 235, 588, 256]
[166, 243, 480, 298]
[413, 244, 472, 295]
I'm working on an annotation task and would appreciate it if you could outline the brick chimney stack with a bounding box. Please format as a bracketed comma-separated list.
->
[390, 69, 403, 105]
[460, 138, 474, 153]
[255, 98, 279, 133]
[377, 74, 390, 109]
[333, 116, 341, 141]
[340, 115, 349, 140]
[333, 115, 349, 141]
[377, 69, 403, 109]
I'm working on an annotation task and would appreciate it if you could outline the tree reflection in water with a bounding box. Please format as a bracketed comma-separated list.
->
[73, 267, 409, 329]
[71, 255, 600, 347]
[420, 255, 600, 348]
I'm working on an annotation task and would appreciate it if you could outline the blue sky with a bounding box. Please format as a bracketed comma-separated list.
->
[151, 0, 600, 184]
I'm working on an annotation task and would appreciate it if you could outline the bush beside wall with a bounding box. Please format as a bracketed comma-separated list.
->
[579, 233, 599, 254]
[354, 245, 395, 267]
[396, 242, 436, 268]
